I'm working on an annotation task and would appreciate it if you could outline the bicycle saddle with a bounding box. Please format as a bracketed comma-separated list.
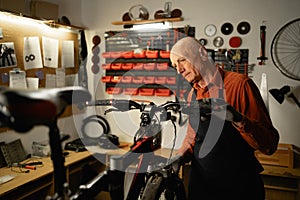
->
[0, 86, 91, 132]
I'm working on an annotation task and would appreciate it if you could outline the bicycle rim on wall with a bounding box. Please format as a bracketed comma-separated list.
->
[271, 18, 300, 81]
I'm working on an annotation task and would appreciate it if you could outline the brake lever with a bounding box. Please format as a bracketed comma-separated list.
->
[0, 104, 11, 127]
[104, 108, 119, 115]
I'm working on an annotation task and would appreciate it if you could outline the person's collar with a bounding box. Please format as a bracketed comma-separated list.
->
[193, 67, 225, 90]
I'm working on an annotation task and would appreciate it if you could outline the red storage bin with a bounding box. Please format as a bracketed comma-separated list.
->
[122, 51, 134, 58]
[143, 76, 155, 84]
[101, 76, 112, 83]
[159, 50, 170, 58]
[157, 63, 169, 70]
[143, 63, 156, 70]
[101, 63, 111, 70]
[166, 77, 176, 84]
[132, 76, 144, 84]
[139, 88, 154, 96]
[155, 89, 171, 96]
[122, 63, 134, 70]
[106, 87, 122, 94]
[155, 77, 167, 84]
[133, 63, 144, 70]
[110, 51, 123, 58]
[121, 76, 132, 83]
[110, 76, 121, 83]
[146, 50, 158, 58]
[134, 50, 146, 58]
[102, 52, 111, 58]
[124, 88, 139, 95]
[111, 63, 122, 70]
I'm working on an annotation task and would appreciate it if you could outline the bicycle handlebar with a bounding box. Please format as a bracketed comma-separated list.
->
[86, 99, 185, 114]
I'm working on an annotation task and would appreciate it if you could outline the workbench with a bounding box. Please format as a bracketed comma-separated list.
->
[0, 143, 177, 200]
[261, 165, 300, 200]
[0, 150, 103, 199]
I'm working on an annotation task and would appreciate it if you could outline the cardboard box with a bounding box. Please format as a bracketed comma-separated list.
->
[0, 0, 26, 14]
[30, 0, 58, 20]
[255, 143, 300, 168]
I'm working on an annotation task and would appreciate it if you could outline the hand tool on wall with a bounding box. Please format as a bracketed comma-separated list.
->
[78, 30, 88, 89]
[257, 23, 268, 65]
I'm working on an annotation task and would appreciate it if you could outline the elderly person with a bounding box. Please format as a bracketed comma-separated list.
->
[170, 37, 279, 200]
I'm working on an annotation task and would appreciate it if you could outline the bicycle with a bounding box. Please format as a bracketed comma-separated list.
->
[74, 99, 187, 200]
[0, 86, 187, 200]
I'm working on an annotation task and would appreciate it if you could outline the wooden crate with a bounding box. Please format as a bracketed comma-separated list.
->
[255, 143, 299, 168]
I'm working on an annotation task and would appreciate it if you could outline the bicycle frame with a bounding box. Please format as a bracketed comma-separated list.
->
[71, 99, 184, 200]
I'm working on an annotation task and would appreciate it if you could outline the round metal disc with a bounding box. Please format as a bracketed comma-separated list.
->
[199, 38, 207, 46]
[237, 21, 251, 34]
[204, 24, 217, 37]
[213, 36, 224, 47]
[221, 22, 233, 35]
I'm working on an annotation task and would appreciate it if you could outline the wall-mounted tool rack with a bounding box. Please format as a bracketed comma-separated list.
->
[102, 27, 195, 96]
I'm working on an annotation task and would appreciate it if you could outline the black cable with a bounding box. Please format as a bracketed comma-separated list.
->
[81, 115, 110, 138]
[167, 118, 177, 164]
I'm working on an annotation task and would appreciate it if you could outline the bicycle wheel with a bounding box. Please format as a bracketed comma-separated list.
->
[271, 18, 300, 80]
[139, 172, 186, 200]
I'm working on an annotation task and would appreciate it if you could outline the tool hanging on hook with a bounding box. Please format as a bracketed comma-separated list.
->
[257, 22, 268, 65]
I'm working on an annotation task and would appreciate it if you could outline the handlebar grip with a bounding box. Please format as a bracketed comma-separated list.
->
[88, 99, 142, 112]
[91, 99, 114, 106]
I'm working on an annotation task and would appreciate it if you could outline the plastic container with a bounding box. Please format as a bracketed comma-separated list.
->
[101, 76, 112, 83]
[146, 50, 158, 58]
[155, 89, 171, 96]
[124, 88, 139, 95]
[132, 76, 144, 84]
[143, 63, 156, 70]
[133, 50, 146, 58]
[122, 51, 134, 58]
[110, 76, 121, 83]
[139, 88, 154, 96]
[110, 51, 123, 58]
[156, 63, 169, 70]
[121, 76, 132, 83]
[143, 76, 155, 84]
[166, 77, 176, 84]
[102, 52, 111, 58]
[122, 63, 134, 70]
[111, 63, 123, 70]
[154, 77, 167, 84]
[106, 87, 122, 94]
[133, 63, 144, 70]
[159, 50, 170, 58]
[101, 63, 111, 70]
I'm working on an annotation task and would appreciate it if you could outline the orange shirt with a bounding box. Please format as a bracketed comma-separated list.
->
[178, 68, 279, 157]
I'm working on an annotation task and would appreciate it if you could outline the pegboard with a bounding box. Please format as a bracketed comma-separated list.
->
[0, 15, 79, 88]
[102, 27, 195, 97]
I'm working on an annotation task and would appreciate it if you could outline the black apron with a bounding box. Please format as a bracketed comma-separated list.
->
[188, 102, 265, 200]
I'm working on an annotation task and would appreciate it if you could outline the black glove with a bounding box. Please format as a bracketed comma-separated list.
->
[197, 98, 244, 123]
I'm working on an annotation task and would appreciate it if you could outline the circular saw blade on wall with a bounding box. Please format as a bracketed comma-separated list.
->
[237, 21, 251, 35]
[221, 22, 233, 35]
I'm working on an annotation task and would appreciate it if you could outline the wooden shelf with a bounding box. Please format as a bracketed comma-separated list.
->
[112, 17, 183, 25]
[0, 9, 84, 31]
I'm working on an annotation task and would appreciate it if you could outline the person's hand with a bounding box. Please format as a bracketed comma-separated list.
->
[170, 154, 185, 174]
[196, 98, 244, 123]
[221, 103, 244, 122]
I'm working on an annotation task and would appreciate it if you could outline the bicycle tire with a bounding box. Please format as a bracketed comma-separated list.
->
[139, 172, 186, 200]
[270, 18, 300, 80]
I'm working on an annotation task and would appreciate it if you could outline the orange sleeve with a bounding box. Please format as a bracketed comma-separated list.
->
[177, 122, 196, 159]
[232, 79, 279, 155]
